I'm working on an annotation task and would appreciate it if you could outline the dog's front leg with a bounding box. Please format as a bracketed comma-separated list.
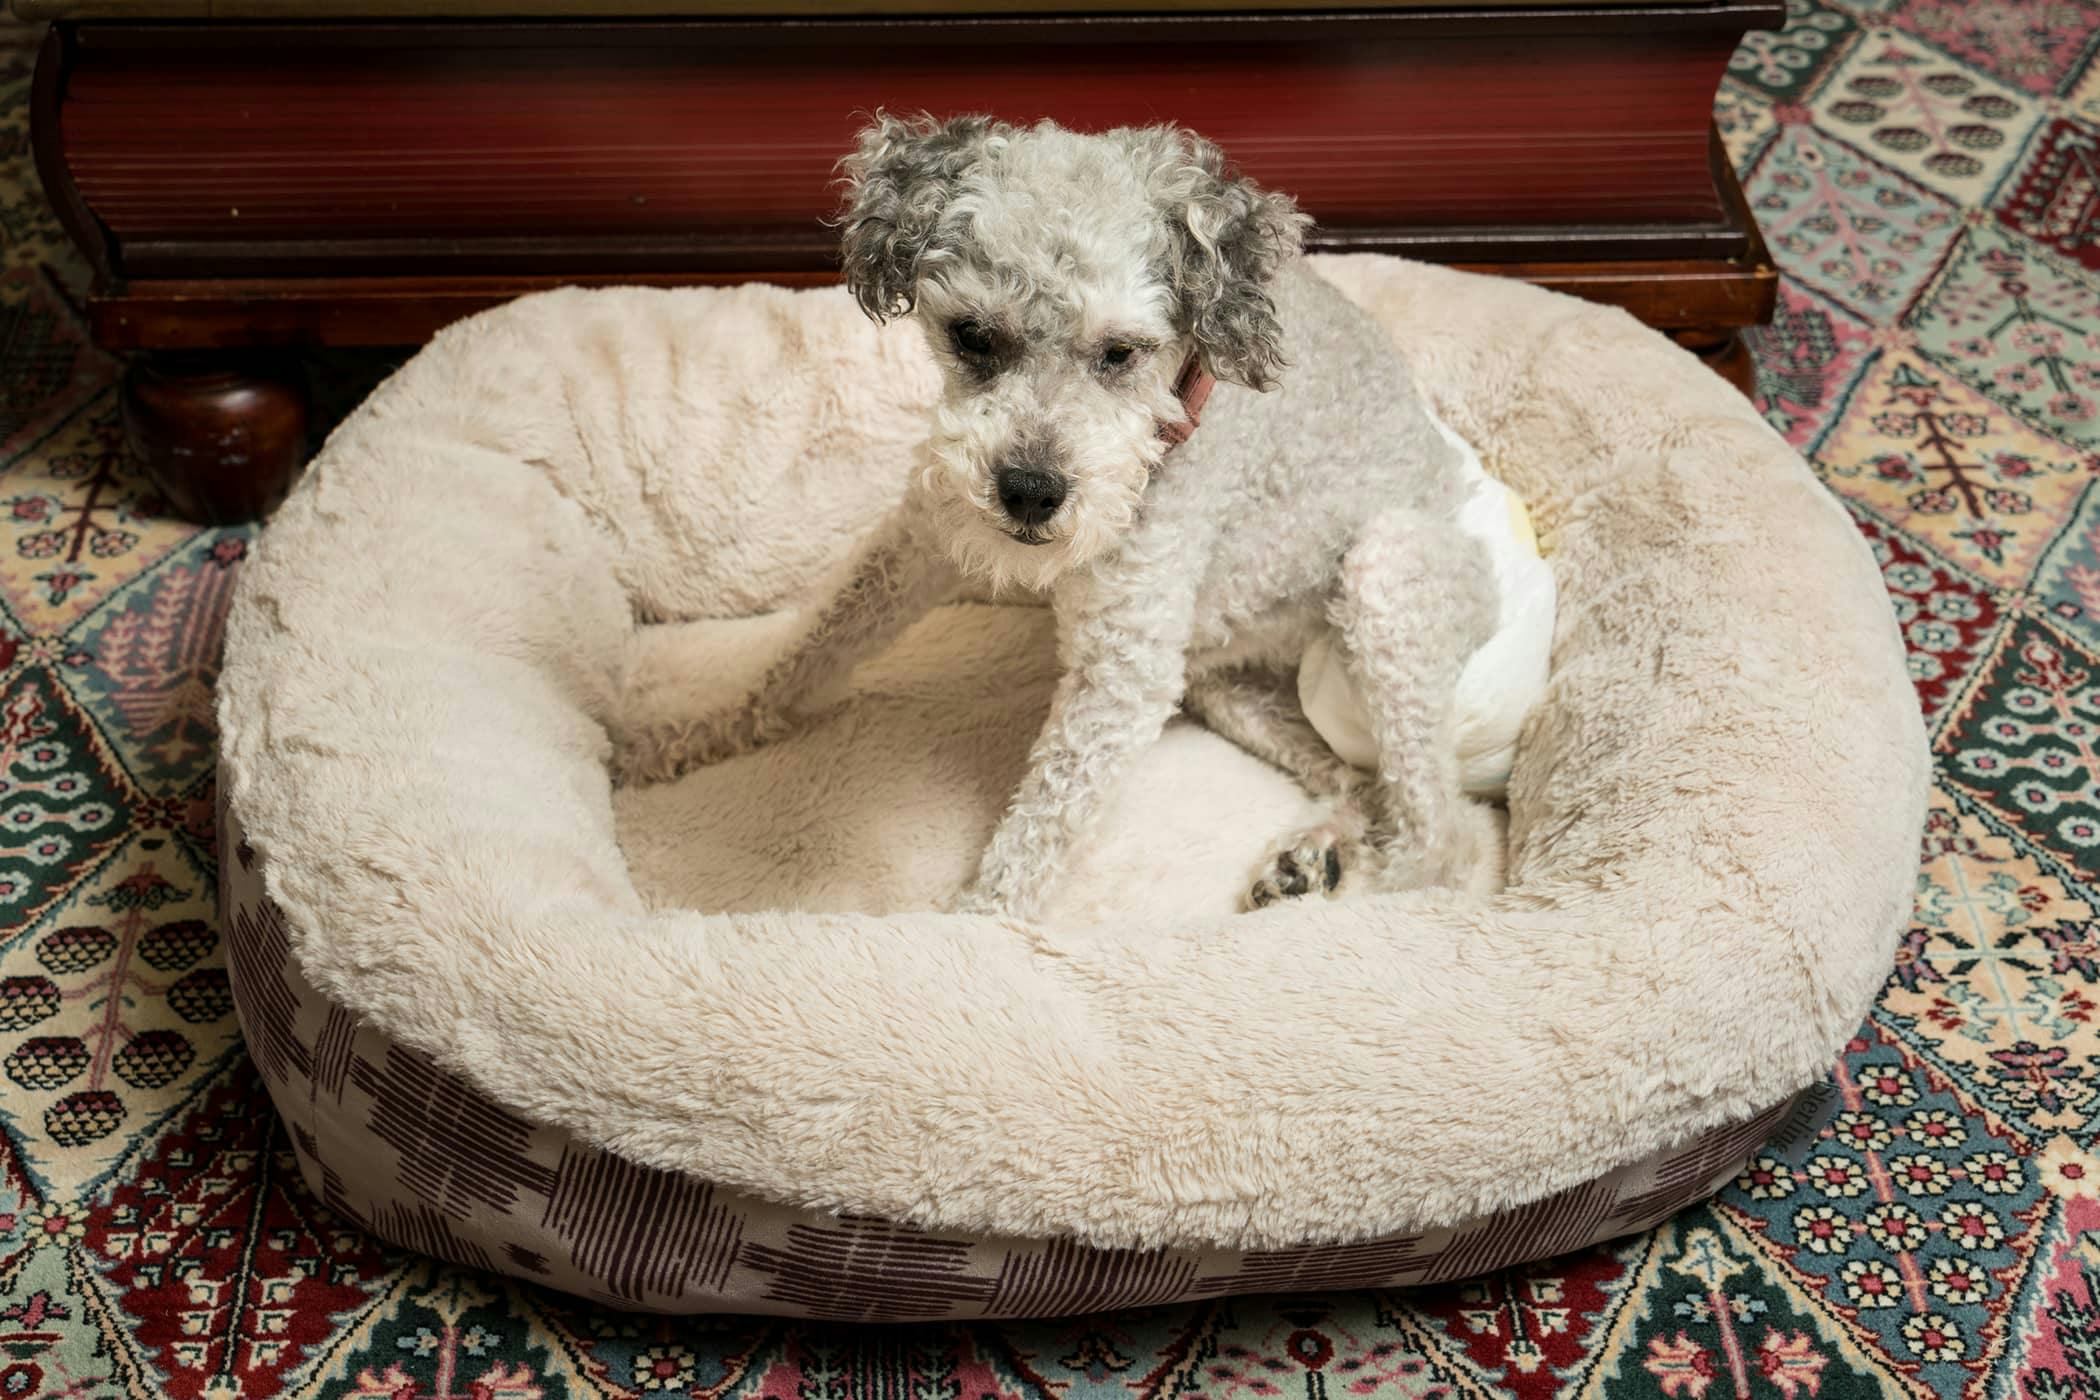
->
[956, 579, 1196, 920]
[615, 508, 957, 784]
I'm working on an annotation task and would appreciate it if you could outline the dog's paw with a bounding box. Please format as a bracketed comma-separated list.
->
[944, 883, 1035, 921]
[688, 704, 775, 766]
[609, 719, 692, 787]
[1246, 825, 1350, 910]
[945, 891, 1001, 917]
[610, 701, 786, 786]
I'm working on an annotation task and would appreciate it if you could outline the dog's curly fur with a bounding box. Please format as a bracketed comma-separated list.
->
[627, 115, 1501, 916]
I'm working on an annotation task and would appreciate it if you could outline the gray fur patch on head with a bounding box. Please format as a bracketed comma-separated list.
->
[836, 111, 1009, 322]
[1128, 127, 1309, 391]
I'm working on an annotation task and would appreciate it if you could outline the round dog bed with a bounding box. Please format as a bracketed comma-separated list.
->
[215, 255, 1926, 1319]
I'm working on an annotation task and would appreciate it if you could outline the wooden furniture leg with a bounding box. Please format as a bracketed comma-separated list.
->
[1673, 327, 1758, 399]
[119, 351, 310, 525]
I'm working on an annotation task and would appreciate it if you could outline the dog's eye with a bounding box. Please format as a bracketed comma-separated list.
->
[1100, 344, 1135, 370]
[952, 321, 996, 358]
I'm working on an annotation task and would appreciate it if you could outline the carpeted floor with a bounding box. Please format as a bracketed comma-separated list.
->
[5, 2, 2100, 1395]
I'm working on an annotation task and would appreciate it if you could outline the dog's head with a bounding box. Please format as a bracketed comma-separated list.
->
[838, 114, 1306, 591]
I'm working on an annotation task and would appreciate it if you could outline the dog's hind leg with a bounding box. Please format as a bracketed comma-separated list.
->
[1334, 509, 1504, 898]
[1185, 666, 1360, 799]
[1184, 666, 1374, 908]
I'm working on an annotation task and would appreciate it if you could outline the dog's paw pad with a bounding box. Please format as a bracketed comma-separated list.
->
[1245, 831, 1346, 910]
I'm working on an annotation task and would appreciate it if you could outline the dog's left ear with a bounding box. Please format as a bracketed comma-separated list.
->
[1146, 130, 1309, 390]
[837, 111, 1000, 323]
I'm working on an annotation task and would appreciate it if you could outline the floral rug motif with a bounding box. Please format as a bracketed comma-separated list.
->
[6, 2, 2100, 1395]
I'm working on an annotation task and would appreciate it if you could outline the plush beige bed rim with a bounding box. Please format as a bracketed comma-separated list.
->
[214, 255, 1926, 1318]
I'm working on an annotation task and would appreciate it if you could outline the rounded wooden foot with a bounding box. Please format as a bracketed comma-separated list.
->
[1671, 327, 1758, 399]
[121, 351, 311, 525]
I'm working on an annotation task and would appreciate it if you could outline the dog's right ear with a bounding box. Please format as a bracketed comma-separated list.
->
[837, 112, 998, 323]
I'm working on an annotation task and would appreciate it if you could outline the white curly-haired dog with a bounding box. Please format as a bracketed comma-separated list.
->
[630, 114, 1503, 918]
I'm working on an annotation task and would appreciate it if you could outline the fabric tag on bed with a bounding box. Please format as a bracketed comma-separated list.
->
[1758, 1080, 1843, 1164]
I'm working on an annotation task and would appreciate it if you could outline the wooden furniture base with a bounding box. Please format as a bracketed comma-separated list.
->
[33, 7, 1780, 521]
[1672, 328, 1759, 396]
[119, 351, 310, 525]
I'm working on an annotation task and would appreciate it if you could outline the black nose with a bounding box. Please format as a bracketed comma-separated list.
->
[995, 466, 1068, 527]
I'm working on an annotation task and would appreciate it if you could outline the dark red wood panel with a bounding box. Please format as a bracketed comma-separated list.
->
[86, 248, 1777, 350]
[54, 10, 1770, 276]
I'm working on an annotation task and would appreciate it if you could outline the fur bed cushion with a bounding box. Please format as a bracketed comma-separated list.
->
[215, 255, 1927, 1316]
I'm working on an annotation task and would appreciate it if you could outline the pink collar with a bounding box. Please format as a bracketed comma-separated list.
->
[1158, 356, 1216, 450]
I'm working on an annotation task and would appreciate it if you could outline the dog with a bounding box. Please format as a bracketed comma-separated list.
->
[620, 114, 1503, 919]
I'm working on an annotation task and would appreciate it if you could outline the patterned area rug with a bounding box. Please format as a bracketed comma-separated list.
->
[5, 1, 2100, 1394]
